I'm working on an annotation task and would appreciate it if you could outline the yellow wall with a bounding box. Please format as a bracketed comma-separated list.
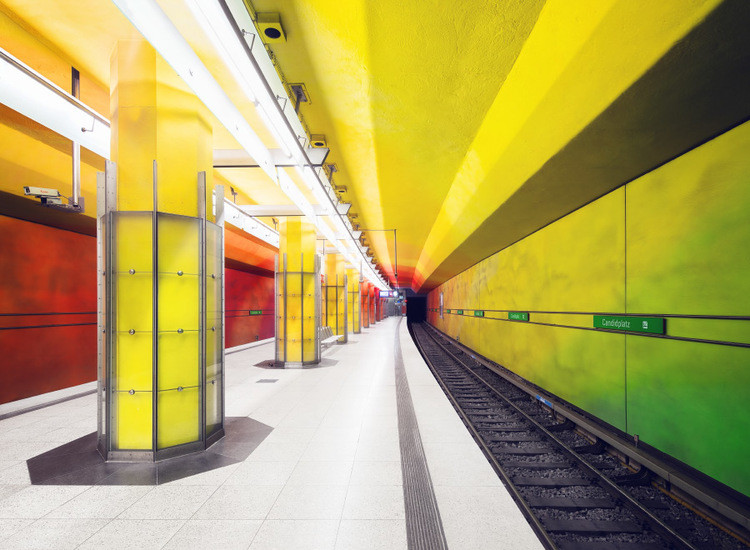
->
[428, 120, 750, 496]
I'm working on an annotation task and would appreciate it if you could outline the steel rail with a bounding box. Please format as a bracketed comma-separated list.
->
[414, 323, 698, 550]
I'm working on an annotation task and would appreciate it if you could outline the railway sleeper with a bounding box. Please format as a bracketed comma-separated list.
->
[526, 496, 615, 509]
[513, 476, 592, 487]
[557, 541, 666, 550]
[542, 518, 643, 534]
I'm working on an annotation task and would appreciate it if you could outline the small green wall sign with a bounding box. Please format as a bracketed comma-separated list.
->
[474, 310, 484, 317]
[446, 309, 451, 313]
[456, 310, 464, 315]
[508, 311, 529, 321]
[594, 315, 665, 334]
[249, 310, 263, 315]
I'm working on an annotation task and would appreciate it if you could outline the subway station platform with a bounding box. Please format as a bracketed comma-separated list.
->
[0, 317, 542, 549]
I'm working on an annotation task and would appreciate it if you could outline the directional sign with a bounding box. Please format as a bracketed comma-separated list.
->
[594, 315, 665, 334]
[508, 312, 529, 321]
[456, 310, 463, 315]
[249, 310, 263, 315]
[474, 310, 484, 317]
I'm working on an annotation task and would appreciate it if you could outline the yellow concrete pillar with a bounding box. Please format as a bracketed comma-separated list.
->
[346, 268, 361, 334]
[101, 39, 220, 461]
[276, 218, 319, 365]
[323, 254, 347, 343]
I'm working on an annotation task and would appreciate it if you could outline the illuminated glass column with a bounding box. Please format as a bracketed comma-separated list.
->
[346, 268, 361, 334]
[275, 218, 320, 366]
[361, 282, 370, 329]
[323, 254, 347, 343]
[97, 40, 223, 461]
[368, 284, 376, 325]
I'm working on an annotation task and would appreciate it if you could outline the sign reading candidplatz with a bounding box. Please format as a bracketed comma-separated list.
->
[593, 315, 665, 334]
[508, 312, 529, 321]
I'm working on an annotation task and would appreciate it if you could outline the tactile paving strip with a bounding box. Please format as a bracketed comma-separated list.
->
[394, 319, 449, 550]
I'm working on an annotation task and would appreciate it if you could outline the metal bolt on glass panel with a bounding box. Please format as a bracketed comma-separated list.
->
[97, 162, 225, 462]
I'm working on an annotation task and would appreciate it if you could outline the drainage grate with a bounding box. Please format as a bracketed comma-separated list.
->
[256, 379, 279, 384]
[394, 318, 449, 550]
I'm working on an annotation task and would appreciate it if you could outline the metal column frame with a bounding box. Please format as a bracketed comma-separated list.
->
[274, 254, 279, 363]
[212, 182, 226, 448]
[197, 172, 206, 445]
[314, 253, 321, 363]
[300, 252, 304, 362]
[342, 274, 348, 344]
[151, 160, 159, 457]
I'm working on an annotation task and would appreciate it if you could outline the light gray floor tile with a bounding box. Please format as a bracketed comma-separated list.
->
[246, 439, 308, 462]
[0, 519, 33, 543]
[0, 462, 30, 485]
[0, 486, 86, 518]
[193, 485, 283, 520]
[119, 485, 215, 520]
[301, 439, 358, 462]
[224, 461, 297, 486]
[163, 519, 262, 550]
[166, 463, 239, 486]
[77, 519, 185, 550]
[349, 461, 402, 486]
[267, 485, 347, 520]
[433, 485, 518, 519]
[0, 484, 26, 502]
[1, 518, 108, 550]
[47, 486, 152, 519]
[248, 519, 338, 550]
[286, 461, 353, 486]
[342, 485, 405, 520]
[440, 514, 544, 550]
[354, 440, 401, 462]
[334, 519, 408, 550]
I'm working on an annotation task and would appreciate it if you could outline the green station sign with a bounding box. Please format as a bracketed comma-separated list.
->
[446, 309, 451, 314]
[474, 310, 484, 317]
[249, 310, 263, 315]
[594, 315, 665, 334]
[456, 309, 464, 315]
[508, 311, 529, 321]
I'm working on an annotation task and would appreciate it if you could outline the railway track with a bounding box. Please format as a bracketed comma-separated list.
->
[409, 322, 748, 550]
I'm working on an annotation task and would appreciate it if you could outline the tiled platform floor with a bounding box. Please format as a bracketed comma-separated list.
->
[0, 318, 542, 549]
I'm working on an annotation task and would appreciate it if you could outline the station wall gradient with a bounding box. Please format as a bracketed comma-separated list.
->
[225, 268, 275, 348]
[0, 215, 97, 404]
[427, 120, 750, 497]
[0, 214, 275, 405]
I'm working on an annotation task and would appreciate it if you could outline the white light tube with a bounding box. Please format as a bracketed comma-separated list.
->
[110, 0, 276, 181]
[0, 47, 110, 158]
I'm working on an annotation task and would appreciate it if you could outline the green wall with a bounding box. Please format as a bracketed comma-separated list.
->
[427, 120, 750, 497]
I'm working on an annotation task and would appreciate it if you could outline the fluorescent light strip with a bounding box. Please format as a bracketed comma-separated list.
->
[0, 47, 110, 158]
[110, 0, 276, 182]
[207, 0, 389, 290]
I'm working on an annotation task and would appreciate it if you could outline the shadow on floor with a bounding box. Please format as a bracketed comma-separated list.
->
[26, 417, 272, 486]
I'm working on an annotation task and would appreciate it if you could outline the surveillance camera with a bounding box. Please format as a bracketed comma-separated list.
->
[24, 186, 61, 198]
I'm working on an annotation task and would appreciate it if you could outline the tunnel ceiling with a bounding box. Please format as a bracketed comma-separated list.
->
[2, 1, 749, 291]
[253, 0, 750, 291]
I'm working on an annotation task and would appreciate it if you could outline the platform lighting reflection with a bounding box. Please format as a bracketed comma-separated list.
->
[184, 0, 389, 291]
[110, 0, 275, 180]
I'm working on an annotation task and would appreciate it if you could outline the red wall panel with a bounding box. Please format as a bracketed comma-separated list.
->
[0, 215, 276, 404]
[225, 267, 275, 348]
[0, 215, 97, 404]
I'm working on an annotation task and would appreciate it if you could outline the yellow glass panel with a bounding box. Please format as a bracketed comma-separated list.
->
[157, 273, 199, 331]
[158, 215, 199, 274]
[157, 387, 199, 448]
[114, 213, 152, 272]
[114, 331, 152, 391]
[115, 273, 153, 332]
[114, 390, 152, 450]
[158, 332, 199, 390]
